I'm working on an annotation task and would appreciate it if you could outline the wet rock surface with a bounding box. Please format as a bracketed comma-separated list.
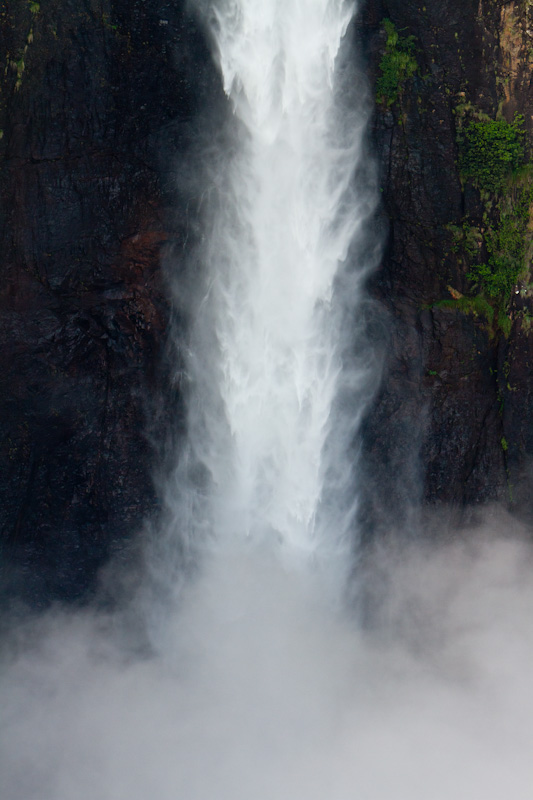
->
[358, 0, 533, 536]
[0, 0, 220, 604]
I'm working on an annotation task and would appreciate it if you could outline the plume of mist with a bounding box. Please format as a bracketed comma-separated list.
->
[2, 515, 533, 800]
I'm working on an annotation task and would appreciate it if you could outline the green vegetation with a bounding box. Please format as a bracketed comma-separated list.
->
[466, 183, 533, 300]
[440, 111, 533, 336]
[476, 218, 524, 292]
[458, 114, 525, 192]
[8, 3, 40, 91]
[456, 175, 533, 300]
[447, 221, 483, 259]
[376, 19, 418, 106]
[11, 51, 28, 91]
[435, 294, 495, 325]
[102, 13, 119, 32]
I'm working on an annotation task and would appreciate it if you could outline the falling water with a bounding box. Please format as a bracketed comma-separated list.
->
[160, 0, 376, 594]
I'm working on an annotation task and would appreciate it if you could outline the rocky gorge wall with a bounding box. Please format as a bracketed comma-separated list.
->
[0, 0, 220, 604]
[359, 0, 533, 537]
[2, 0, 533, 605]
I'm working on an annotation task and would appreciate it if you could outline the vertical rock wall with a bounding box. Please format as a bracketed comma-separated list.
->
[0, 0, 219, 604]
[359, 0, 533, 535]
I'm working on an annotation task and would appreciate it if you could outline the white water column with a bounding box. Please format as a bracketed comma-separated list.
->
[183, 0, 372, 568]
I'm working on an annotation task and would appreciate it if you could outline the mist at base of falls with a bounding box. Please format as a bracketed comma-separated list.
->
[2, 518, 533, 800]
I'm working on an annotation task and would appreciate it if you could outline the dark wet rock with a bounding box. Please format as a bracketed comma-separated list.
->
[0, 0, 222, 605]
[358, 0, 533, 534]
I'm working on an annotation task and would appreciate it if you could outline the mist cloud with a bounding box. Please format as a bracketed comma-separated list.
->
[2, 520, 533, 800]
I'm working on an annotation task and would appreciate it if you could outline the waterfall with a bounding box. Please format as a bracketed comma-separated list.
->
[160, 0, 376, 596]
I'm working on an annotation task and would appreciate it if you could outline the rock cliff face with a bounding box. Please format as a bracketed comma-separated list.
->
[1, 0, 532, 604]
[358, 0, 533, 537]
[0, 0, 219, 604]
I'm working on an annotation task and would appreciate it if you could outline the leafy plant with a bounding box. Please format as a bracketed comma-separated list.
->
[467, 185, 533, 298]
[442, 110, 533, 334]
[376, 19, 418, 106]
[459, 114, 525, 192]
[447, 221, 483, 259]
[435, 294, 495, 325]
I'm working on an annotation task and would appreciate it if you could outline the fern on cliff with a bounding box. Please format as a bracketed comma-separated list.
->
[376, 19, 418, 106]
